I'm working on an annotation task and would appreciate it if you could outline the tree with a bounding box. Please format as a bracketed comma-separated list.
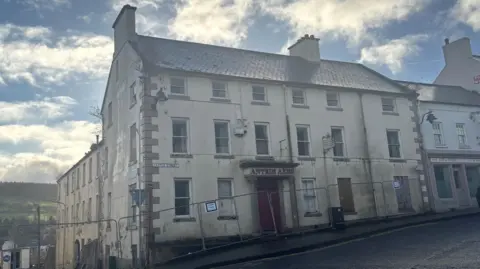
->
[89, 105, 103, 137]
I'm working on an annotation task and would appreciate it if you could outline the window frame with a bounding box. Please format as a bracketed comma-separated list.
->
[326, 92, 340, 107]
[130, 81, 137, 106]
[432, 122, 445, 147]
[381, 97, 396, 112]
[252, 85, 267, 102]
[212, 81, 228, 99]
[88, 158, 92, 183]
[170, 76, 187, 96]
[214, 120, 231, 155]
[217, 178, 235, 217]
[455, 123, 468, 147]
[174, 178, 192, 217]
[172, 118, 190, 154]
[254, 122, 271, 156]
[331, 126, 346, 157]
[301, 179, 318, 213]
[128, 183, 137, 225]
[296, 125, 311, 157]
[130, 123, 138, 162]
[386, 129, 402, 158]
[292, 88, 306, 105]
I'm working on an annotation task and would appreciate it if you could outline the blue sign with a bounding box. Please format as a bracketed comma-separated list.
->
[130, 189, 146, 206]
[3, 255, 10, 262]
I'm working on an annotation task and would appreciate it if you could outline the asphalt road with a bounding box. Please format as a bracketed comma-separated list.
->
[215, 215, 480, 269]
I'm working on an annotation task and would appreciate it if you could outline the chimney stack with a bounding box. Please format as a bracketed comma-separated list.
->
[288, 34, 320, 62]
[442, 37, 472, 65]
[112, 4, 137, 56]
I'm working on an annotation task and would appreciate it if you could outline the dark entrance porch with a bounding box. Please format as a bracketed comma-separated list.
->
[240, 159, 300, 234]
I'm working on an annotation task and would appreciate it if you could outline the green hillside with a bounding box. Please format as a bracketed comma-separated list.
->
[0, 182, 58, 220]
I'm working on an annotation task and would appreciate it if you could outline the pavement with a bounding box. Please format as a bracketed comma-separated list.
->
[159, 208, 480, 269]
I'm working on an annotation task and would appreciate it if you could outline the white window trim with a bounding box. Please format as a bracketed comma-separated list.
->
[212, 80, 229, 99]
[301, 178, 318, 213]
[432, 122, 446, 147]
[170, 76, 187, 96]
[252, 85, 267, 102]
[296, 124, 311, 157]
[381, 97, 397, 112]
[213, 120, 231, 155]
[326, 92, 340, 108]
[217, 178, 236, 217]
[130, 81, 137, 106]
[292, 88, 306, 105]
[172, 117, 190, 154]
[173, 178, 193, 217]
[455, 123, 468, 147]
[254, 122, 271, 156]
[386, 129, 403, 159]
[331, 126, 346, 157]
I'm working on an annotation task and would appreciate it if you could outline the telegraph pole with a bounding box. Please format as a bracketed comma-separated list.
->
[37, 205, 41, 268]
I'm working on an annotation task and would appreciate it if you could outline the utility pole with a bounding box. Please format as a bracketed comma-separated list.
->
[37, 205, 41, 268]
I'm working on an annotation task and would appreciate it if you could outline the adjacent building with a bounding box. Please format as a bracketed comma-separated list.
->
[56, 140, 104, 268]
[434, 37, 480, 92]
[399, 81, 480, 212]
[98, 4, 429, 263]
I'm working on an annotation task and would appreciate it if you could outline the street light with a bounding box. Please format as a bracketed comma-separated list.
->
[420, 111, 437, 125]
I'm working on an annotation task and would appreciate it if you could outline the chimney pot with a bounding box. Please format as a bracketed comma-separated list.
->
[445, 38, 449, 45]
[310, 35, 314, 39]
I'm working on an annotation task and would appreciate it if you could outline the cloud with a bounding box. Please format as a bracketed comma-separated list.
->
[168, 0, 254, 47]
[0, 23, 113, 87]
[8, 0, 70, 11]
[358, 34, 429, 74]
[450, 0, 480, 31]
[0, 121, 100, 183]
[261, 0, 430, 45]
[0, 96, 77, 123]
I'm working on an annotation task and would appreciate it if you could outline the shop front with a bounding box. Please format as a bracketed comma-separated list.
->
[428, 154, 480, 212]
[240, 160, 299, 233]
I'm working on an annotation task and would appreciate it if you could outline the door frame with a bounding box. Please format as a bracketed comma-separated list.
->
[255, 178, 283, 233]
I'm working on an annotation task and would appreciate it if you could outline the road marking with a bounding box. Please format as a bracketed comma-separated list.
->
[226, 222, 439, 266]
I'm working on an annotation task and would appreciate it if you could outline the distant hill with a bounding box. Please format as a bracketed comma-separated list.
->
[0, 182, 58, 220]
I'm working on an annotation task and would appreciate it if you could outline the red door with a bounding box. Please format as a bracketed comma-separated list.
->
[257, 179, 282, 232]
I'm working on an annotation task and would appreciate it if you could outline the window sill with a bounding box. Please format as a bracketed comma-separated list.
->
[217, 215, 237, 220]
[304, 212, 322, 217]
[292, 104, 309, 109]
[389, 158, 407, 163]
[255, 155, 274, 161]
[214, 154, 235, 159]
[170, 153, 193, 159]
[459, 145, 471, 149]
[169, 94, 190, 100]
[251, 101, 270, 106]
[333, 157, 350, 162]
[210, 97, 231, 103]
[435, 145, 448, 148]
[298, 156, 315, 161]
[326, 107, 343, 112]
[173, 217, 196, 223]
[382, 111, 399, 116]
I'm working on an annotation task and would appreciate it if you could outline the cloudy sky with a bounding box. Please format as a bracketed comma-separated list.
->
[0, 0, 479, 183]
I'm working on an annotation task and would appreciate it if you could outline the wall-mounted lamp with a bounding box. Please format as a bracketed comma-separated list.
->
[420, 111, 437, 125]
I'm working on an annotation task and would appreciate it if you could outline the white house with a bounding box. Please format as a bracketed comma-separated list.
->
[398, 81, 480, 212]
[56, 140, 104, 269]
[98, 4, 430, 264]
[434, 37, 480, 92]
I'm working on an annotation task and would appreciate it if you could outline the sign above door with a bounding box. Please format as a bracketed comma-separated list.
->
[244, 167, 295, 177]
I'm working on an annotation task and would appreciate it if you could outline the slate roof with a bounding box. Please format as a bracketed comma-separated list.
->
[396, 81, 480, 106]
[135, 35, 405, 93]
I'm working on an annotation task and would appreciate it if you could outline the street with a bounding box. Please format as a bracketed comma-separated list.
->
[215, 215, 480, 269]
